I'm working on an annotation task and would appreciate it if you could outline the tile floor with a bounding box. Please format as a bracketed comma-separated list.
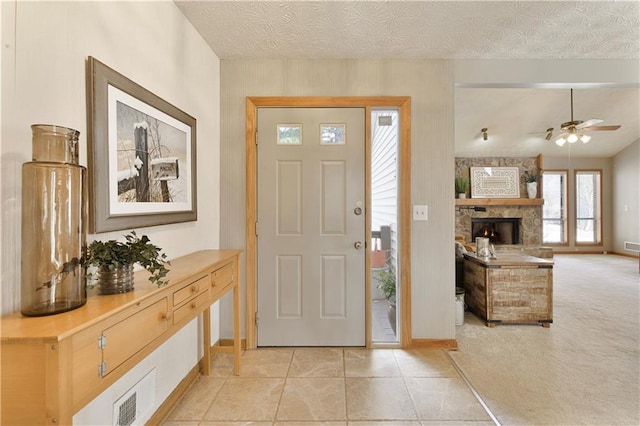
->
[162, 348, 495, 425]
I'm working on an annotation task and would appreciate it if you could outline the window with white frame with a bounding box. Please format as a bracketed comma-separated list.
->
[575, 170, 602, 244]
[542, 170, 568, 244]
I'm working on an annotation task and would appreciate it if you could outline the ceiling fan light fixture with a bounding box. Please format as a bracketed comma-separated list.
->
[481, 127, 488, 141]
[551, 89, 620, 148]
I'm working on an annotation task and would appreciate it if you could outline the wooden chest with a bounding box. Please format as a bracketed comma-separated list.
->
[463, 253, 553, 327]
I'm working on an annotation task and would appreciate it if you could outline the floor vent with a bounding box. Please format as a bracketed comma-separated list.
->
[113, 369, 156, 426]
[624, 241, 640, 252]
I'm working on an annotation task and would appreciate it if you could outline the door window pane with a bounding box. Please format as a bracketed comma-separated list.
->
[542, 171, 567, 244]
[575, 170, 602, 244]
[277, 124, 302, 145]
[320, 124, 346, 145]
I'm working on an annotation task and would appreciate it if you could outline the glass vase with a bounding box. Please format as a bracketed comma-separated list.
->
[21, 124, 87, 316]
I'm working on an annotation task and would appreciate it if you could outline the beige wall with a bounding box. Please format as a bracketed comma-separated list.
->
[219, 59, 457, 340]
[1, 2, 220, 422]
[613, 140, 640, 255]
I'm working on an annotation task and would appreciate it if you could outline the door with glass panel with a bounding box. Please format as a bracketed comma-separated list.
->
[256, 107, 366, 346]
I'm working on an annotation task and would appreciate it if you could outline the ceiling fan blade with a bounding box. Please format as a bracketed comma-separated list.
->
[576, 118, 603, 129]
[582, 125, 621, 131]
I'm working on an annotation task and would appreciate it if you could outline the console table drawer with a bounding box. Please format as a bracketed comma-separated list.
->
[102, 297, 169, 376]
[211, 262, 234, 292]
[173, 290, 210, 325]
[173, 275, 209, 307]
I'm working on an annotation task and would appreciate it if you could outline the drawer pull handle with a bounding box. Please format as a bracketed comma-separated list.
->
[161, 312, 170, 320]
[191, 302, 197, 309]
[191, 285, 198, 293]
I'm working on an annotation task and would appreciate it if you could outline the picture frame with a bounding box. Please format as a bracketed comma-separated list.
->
[470, 167, 520, 198]
[86, 56, 197, 233]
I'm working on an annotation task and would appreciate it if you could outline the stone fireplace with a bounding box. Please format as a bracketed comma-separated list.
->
[455, 156, 550, 258]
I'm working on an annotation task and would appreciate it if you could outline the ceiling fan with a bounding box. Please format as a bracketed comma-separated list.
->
[547, 89, 621, 146]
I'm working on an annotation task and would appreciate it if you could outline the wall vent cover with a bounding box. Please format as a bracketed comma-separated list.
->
[116, 393, 137, 426]
[624, 241, 640, 252]
[112, 368, 156, 426]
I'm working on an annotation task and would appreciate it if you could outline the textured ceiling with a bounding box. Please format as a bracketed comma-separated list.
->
[176, 1, 639, 60]
[175, 1, 640, 157]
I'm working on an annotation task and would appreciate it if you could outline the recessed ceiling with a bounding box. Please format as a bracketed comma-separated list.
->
[175, 1, 640, 157]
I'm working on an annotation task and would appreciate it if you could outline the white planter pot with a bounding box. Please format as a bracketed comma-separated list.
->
[527, 182, 537, 199]
[458, 193, 467, 199]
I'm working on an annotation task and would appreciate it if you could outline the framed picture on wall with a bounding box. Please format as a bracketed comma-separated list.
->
[470, 167, 520, 198]
[86, 56, 197, 233]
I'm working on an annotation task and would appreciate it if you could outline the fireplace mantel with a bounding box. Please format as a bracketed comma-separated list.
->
[456, 198, 543, 206]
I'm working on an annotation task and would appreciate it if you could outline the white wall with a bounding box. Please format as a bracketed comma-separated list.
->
[613, 140, 640, 255]
[1, 1, 220, 422]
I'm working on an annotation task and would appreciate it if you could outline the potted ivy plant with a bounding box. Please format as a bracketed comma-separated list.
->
[375, 266, 397, 334]
[85, 231, 170, 294]
[455, 176, 469, 198]
[523, 170, 539, 199]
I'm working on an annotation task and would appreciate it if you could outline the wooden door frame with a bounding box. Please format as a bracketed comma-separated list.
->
[245, 96, 412, 349]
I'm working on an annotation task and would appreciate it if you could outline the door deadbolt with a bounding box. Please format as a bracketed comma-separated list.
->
[354, 241, 363, 250]
[354, 207, 362, 215]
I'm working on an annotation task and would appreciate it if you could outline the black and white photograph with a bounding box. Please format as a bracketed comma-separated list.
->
[87, 57, 197, 233]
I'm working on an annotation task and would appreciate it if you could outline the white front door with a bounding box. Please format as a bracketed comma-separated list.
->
[257, 107, 366, 346]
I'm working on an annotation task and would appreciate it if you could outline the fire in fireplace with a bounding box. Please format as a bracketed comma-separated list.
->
[471, 218, 520, 245]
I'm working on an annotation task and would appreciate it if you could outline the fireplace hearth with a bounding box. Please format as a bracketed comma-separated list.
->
[471, 218, 520, 245]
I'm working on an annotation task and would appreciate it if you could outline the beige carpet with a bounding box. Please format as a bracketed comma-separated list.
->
[449, 254, 640, 426]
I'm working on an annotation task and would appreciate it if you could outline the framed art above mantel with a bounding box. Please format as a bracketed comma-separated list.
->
[470, 166, 520, 199]
[86, 56, 197, 233]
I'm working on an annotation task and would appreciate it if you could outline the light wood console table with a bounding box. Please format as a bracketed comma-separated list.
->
[1, 249, 242, 425]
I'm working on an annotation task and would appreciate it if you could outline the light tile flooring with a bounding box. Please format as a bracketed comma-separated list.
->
[162, 348, 495, 425]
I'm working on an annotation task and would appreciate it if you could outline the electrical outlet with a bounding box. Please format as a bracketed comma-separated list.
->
[413, 205, 428, 221]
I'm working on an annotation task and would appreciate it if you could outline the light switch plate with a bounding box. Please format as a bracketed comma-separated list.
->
[413, 205, 428, 221]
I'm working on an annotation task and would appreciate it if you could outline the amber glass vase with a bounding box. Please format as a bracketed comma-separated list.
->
[21, 124, 87, 316]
